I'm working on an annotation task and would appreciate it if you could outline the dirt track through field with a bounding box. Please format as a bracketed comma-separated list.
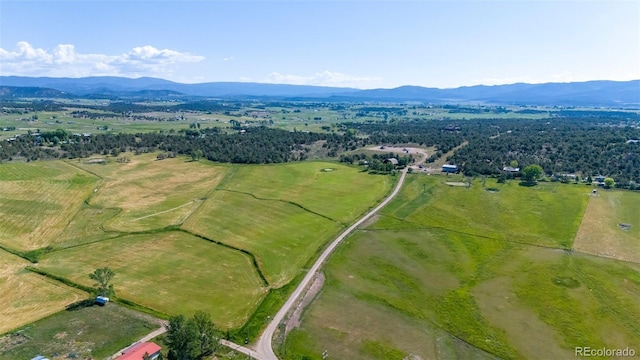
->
[130, 200, 195, 221]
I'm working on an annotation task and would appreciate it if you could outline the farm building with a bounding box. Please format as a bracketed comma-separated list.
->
[95, 296, 109, 306]
[503, 166, 520, 172]
[383, 158, 399, 166]
[117, 342, 162, 360]
[442, 164, 459, 173]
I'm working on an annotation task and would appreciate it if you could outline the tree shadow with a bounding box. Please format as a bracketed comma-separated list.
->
[65, 299, 95, 311]
[518, 181, 537, 187]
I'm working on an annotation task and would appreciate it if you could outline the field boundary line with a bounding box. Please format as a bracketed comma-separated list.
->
[177, 229, 270, 287]
[131, 200, 196, 222]
[370, 215, 571, 250]
[219, 189, 340, 224]
[63, 160, 105, 179]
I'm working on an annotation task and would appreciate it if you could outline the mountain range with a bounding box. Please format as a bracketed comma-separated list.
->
[1, 76, 638, 107]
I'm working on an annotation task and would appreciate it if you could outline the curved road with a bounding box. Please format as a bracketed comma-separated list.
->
[227, 167, 408, 360]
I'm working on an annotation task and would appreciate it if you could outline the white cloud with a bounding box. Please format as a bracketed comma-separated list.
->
[223, 56, 234, 62]
[265, 70, 382, 88]
[0, 41, 204, 78]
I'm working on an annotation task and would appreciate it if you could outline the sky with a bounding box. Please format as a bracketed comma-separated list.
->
[0, 0, 639, 89]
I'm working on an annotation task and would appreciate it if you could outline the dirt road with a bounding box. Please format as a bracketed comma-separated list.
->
[222, 167, 409, 360]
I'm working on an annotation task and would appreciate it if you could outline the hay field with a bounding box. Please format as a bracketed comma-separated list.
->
[72, 154, 229, 232]
[38, 231, 265, 329]
[0, 250, 86, 335]
[371, 176, 589, 248]
[222, 162, 393, 223]
[283, 175, 640, 359]
[0, 161, 98, 251]
[183, 190, 343, 288]
[573, 190, 640, 263]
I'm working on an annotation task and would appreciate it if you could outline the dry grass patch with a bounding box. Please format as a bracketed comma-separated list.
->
[0, 161, 98, 251]
[0, 250, 86, 334]
[573, 190, 640, 263]
[73, 154, 229, 232]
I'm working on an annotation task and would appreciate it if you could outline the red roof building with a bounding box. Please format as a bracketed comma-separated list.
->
[116, 342, 162, 360]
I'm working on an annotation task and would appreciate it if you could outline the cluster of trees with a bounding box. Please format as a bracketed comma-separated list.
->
[165, 312, 220, 360]
[445, 118, 640, 187]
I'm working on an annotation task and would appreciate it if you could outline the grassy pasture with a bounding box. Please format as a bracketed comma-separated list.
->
[0, 161, 98, 251]
[0, 304, 159, 360]
[38, 232, 265, 329]
[573, 190, 640, 263]
[284, 175, 640, 359]
[71, 154, 228, 232]
[0, 250, 86, 335]
[183, 190, 343, 288]
[222, 162, 393, 223]
[372, 175, 589, 248]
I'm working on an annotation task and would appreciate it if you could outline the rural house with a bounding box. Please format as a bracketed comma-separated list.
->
[117, 342, 162, 360]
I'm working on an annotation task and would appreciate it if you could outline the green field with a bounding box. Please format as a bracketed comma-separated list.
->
[38, 231, 265, 329]
[0, 161, 99, 251]
[371, 175, 589, 248]
[0, 303, 160, 360]
[283, 175, 640, 359]
[223, 162, 393, 223]
[183, 190, 343, 288]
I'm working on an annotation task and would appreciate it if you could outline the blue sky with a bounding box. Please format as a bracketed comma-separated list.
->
[1, 1, 638, 88]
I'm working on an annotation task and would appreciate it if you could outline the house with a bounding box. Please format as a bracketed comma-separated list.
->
[503, 166, 520, 172]
[383, 158, 399, 166]
[95, 296, 109, 306]
[594, 175, 606, 183]
[117, 342, 162, 360]
[442, 164, 459, 173]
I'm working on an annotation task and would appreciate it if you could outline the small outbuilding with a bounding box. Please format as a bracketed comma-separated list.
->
[442, 164, 459, 173]
[503, 166, 520, 172]
[384, 158, 399, 166]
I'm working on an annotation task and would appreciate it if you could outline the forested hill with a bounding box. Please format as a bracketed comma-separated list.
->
[1, 76, 638, 107]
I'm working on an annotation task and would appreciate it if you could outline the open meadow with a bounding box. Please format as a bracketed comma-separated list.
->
[70, 153, 229, 232]
[283, 175, 640, 359]
[183, 190, 343, 288]
[38, 231, 266, 329]
[222, 162, 393, 224]
[0, 155, 393, 340]
[0, 250, 86, 335]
